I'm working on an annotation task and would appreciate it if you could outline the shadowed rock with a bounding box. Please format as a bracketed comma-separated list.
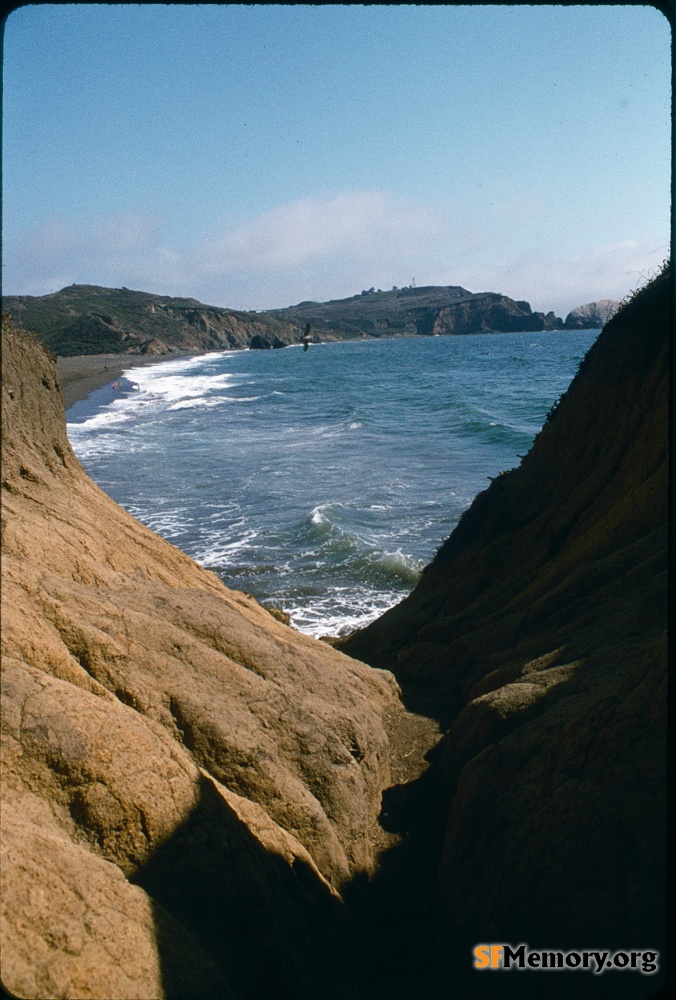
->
[342, 265, 669, 997]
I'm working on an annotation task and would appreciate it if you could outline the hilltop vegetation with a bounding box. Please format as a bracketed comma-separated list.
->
[1, 284, 298, 356]
[3, 282, 571, 358]
[269, 283, 564, 338]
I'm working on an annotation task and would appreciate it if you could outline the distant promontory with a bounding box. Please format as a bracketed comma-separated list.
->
[268, 284, 564, 339]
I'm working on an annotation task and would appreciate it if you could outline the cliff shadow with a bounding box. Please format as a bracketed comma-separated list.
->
[341, 744, 452, 998]
[133, 750, 455, 999]
[134, 773, 365, 1000]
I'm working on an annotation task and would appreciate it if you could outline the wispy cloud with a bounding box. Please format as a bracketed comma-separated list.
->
[438, 239, 670, 317]
[196, 191, 444, 273]
[3, 211, 182, 296]
[2, 193, 668, 316]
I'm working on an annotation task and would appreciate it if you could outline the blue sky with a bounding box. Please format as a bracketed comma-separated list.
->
[2, 3, 671, 315]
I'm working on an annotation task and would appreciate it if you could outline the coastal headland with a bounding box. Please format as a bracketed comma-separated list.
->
[0, 261, 668, 998]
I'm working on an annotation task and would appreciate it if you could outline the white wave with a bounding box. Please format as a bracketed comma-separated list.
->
[192, 529, 259, 567]
[309, 503, 343, 525]
[68, 358, 246, 445]
[125, 505, 190, 540]
[128, 371, 235, 404]
[108, 352, 247, 414]
[121, 351, 234, 383]
[376, 548, 423, 582]
[64, 437, 131, 461]
[310, 505, 327, 525]
[285, 589, 404, 638]
[308, 502, 353, 527]
[168, 396, 226, 411]
[67, 406, 134, 432]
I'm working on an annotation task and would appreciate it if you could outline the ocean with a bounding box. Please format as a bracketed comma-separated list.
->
[66, 330, 599, 637]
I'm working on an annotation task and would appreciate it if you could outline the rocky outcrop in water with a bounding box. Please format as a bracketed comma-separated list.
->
[0, 320, 401, 998]
[342, 266, 669, 997]
[249, 332, 288, 349]
[563, 298, 620, 329]
[415, 293, 562, 335]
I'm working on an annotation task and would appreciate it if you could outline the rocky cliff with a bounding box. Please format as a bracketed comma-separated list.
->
[342, 265, 669, 997]
[0, 321, 404, 998]
[269, 284, 563, 338]
[563, 298, 620, 329]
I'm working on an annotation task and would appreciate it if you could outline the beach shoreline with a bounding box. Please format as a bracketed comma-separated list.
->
[56, 352, 197, 410]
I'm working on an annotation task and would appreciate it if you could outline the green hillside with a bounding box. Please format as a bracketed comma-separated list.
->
[1, 285, 299, 356]
[2, 282, 565, 358]
[267, 284, 563, 338]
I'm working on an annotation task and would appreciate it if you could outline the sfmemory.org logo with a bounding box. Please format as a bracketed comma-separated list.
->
[473, 944, 660, 975]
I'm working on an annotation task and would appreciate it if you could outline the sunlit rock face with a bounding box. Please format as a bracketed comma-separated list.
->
[563, 298, 620, 329]
[0, 319, 400, 999]
[342, 266, 669, 995]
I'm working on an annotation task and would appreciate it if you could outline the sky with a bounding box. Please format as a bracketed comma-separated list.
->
[2, 3, 672, 316]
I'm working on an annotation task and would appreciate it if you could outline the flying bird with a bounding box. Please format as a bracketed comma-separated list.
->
[302, 323, 312, 352]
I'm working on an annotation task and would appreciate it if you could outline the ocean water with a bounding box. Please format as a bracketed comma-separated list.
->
[66, 330, 599, 637]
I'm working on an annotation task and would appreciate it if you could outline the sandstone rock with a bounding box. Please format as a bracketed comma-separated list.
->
[1, 319, 400, 998]
[342, 266, 668, 993]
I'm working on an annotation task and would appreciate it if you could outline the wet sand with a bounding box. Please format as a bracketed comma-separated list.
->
[56, 353, 191, 410]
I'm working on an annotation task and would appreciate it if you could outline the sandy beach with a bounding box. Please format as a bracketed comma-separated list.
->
[56, 352, 191, 410]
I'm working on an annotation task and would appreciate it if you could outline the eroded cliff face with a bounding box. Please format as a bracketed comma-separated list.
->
[342, 267, 669, 997]
[0, 324, 400, 999]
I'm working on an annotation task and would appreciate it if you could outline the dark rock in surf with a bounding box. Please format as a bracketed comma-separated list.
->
[249, 333, 287, 350]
